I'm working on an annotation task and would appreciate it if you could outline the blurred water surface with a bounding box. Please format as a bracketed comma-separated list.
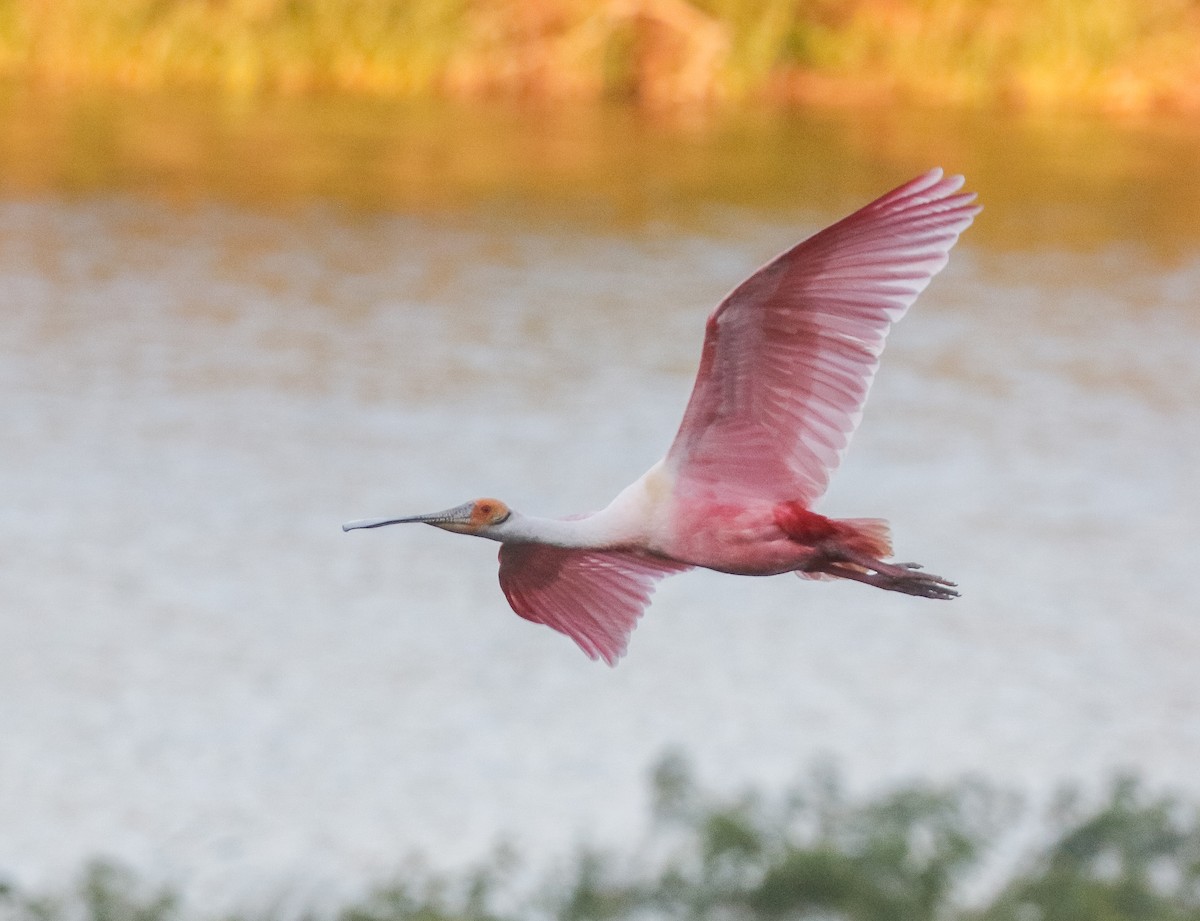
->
[1, 91, 1199, 908]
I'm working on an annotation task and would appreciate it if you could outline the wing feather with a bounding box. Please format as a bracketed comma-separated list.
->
[666, 168, 979, 503]
[497, 544, 691, 665]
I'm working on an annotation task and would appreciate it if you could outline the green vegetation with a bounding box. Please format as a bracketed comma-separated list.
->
[5, 759, 1200, 921]
[2, 0, 1199, 112]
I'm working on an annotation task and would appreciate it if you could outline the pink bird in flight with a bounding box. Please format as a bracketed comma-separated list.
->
[345, 169, 980, 665]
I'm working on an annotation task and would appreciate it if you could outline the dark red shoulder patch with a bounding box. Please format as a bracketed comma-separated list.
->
[773, 501, 838, 543]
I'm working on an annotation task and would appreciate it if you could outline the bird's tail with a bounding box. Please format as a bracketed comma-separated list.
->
[792, 516, 893, 582]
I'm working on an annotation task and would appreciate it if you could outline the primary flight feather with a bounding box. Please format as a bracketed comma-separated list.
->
[345, 169, 980, 665]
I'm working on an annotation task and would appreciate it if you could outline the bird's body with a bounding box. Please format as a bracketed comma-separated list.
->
[345, 168, 981, 664]
[544, 460, 865, 577]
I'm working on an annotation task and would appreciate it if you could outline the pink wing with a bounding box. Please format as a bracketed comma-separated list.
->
[498, 544, 691, 665]
[666, 168, 980, 504]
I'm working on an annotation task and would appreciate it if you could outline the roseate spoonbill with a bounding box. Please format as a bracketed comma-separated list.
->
[344, 168, 979, 665]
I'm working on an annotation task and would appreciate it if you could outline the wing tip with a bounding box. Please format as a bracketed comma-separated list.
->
[598, 646, 625, 667]
[870, 168, 981, 235]
[896, 167, 974, 206]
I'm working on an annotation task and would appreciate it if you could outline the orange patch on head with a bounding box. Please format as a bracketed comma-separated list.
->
[470, 498, 510, 527]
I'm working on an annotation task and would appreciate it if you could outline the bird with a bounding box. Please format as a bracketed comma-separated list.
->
[344, 168, 980, 665]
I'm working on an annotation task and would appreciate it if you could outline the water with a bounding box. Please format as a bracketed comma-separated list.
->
[1, 92, 1199, 909]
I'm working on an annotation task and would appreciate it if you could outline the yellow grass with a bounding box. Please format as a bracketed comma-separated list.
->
[4, 0, 1200, 112]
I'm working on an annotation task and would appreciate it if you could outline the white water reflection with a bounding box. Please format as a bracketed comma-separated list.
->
[1, 194, 1198, 907]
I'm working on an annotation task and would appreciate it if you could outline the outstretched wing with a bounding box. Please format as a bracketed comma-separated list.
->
[666, 168, 980, 504]
[498, 544, 691, 665]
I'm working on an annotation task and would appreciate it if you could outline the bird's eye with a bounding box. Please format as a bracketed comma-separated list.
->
[479, 504, 492, 514]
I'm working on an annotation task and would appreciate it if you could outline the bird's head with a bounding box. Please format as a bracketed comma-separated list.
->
[342, 498, 513, 538]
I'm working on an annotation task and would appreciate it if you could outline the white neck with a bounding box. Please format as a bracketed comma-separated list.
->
[478, 460, 670, 550]
[487, 509, 630, 549]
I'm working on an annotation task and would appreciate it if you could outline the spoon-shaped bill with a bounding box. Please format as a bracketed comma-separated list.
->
[342, 502, 475, 532]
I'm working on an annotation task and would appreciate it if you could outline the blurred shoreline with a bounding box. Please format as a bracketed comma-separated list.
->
[3, 85, 1200, 260]
[5, 0, 1200, 115]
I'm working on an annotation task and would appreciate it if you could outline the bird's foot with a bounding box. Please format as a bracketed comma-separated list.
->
[871, 561, 959, 600]
[825, 557, 959, 600]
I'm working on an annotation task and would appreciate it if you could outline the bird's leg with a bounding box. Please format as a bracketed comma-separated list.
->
[820, 550, 959, 600]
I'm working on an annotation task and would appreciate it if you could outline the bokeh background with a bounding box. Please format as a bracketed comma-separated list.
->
[2, 2, 1200, 918]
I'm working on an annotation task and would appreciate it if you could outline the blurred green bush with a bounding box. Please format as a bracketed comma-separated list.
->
[5, 757, 1200, 921]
